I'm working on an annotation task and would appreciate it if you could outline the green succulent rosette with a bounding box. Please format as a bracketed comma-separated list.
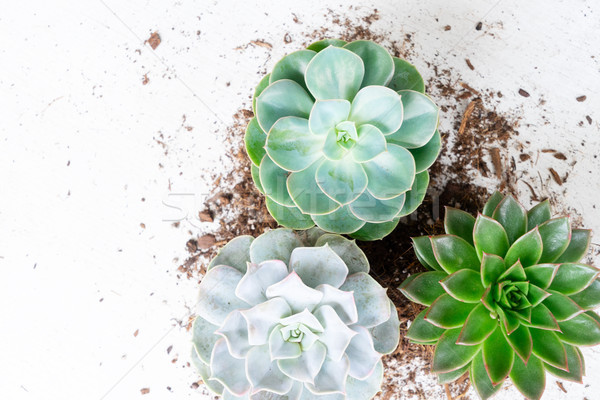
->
[399, 192, 600, 399]
[245, 39, 441, 241]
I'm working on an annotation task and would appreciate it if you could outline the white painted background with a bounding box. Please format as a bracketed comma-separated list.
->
[1, 0, 598, 399]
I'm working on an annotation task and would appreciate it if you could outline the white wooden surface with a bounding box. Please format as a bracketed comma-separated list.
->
[1, 0, 599, 399]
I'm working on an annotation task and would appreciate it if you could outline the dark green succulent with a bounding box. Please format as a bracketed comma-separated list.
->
[399, 192, 600, 399]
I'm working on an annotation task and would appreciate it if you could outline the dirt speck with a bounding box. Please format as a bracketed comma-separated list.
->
[444, 25, 451, 31]
[475, 21, 483, 30]
[145, 32, 161, 50]
[140, 388, 150, 395]
[142, 74, 149, 85]
[518, 88, 530, 97]
[576, 95, 587, 102]
[465, 59, 474, 70]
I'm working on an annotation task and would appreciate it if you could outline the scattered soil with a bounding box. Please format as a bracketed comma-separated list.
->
[145, 31, 161, 50]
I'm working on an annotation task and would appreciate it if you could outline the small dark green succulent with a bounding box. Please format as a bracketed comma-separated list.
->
[399, 192, 600, 399]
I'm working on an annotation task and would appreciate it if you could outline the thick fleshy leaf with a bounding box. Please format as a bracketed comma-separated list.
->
[278, 341, 327, 384]
[266, 117, 324, 172]
[252, 164, 265, 194]
[236, 260, 289, 305]
[406, 309, 445, 342]
[441, 269, 484, 303]
[431, 235, 480, 273]
[437, 364, 469, 385]
[289, 244, 348, 288]
[343, 40, 394, 87]
[369, 299, 400, 354]
[432, 328, 481, 373]
[280, 309, 324, 333]
[309, 100, 351, 136]
[287, 160, 340, 215]
[473, 214, 509, 259]
[529, 328, 567, 370]
[480, 253, 506, 287]
[497, 308, 521, 334]
[556, 312, 600, 345]
[298, 227, 326, 246]
[241, 297, 292, 346]
[246, 344, 294, 395]
[198, 266, 247, 326]
[305, 46, 364, 101]
[471, 351, 504, 400]
[412, 236, 443, 271]
[314, 234, 369, 274]
[524, 303, 560, 331]
[386, 90, 438, 148]
[425, 294, 476, 329]
[256, 79, 314, 133]
[322, 127, 347, 161]
[444, 207, 475, 246]
[270, 49, 316, 92]
[192, 350, 224, 395]
[344, 360, 383, 400]
[408, 129, 441, 173]
[192, 316, 220, 364]
[245, 117, 267, 166]
[538, 217, 571, 263]
[350, 124, 387, 163]
[542, 290, 583, 321]
[347, 218, 401, 241]
[316, 284, 359, 325]
[556, 229, 592, 263]
[348, 86, 403, 134]
[210, 339, 251, 396]
[306, 39, 347, 52]
[388, 57, 425, 93]
[482, 191, 503, 217]
[510, 355, 545, 400]
[340, 272, 390, 327]
[504, 227, 543, 268]
[527, 199, 551, 231]
[398, 271, 447, 306]
[266, 272, 323, 313]
[305, 355, 350, 395]
[313, 305, 356, 361]
[312, 206, 366, 235]
[526, 284, 551, 307]
[249, 228, 302, 265]
[345, 326, 381, 379]
[524, 264, 559, 289]
[396, 170, 429, 217]
[209, 235, 253, 273]
[217, 310, 251, 358]
[483, 326, 514, 385]
[544, 343, 584, 383]
[266, 198, 315, 230]
[497, 260, 527, 282]
[315, 159, 368, 205]
[349, 190, 405, 223]
[269, 325, 302, 360]
[252, 73, 271, 115]
[549, 263, 599, 295]
[457, 303, 498, 345]
[502, 323, 532, 363]
[569, 279, 600, 309]
[260, 156, 295, 206]
[492, 196, 527, 244]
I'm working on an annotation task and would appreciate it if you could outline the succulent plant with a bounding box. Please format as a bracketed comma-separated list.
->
[245, 39, 441, 240]
[192, 228, 399, 399]
[399, 192, 600, 399]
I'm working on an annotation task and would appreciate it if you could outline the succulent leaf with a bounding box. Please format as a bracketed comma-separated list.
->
[440, 269, 484, 303]
[492, 196, 528, 244]
[569, 279, 600, 309]
[289, 245, 348, 289]
[437, 364, 469, 385]
[252, 73, 271, 115]
[343, 40, 394, 87]
[502, 323, 532, 363]
[198, 266, 248, 326]
[308, 99, 351, 136]
[444, 207, 476, 246]
[278, 341, 327, 383]
[504, 227, 543, 268]
[388, 57, 425, 93]
[542, 290, 584, 321]
[249, 229, 303, 265]
[251, 164, 264, 194]
[524, 263, 559, 289]
[260, 155, 296, 207]
[266, 198, 315, 230]
[530, 328, 567, 370]
[236, 260, 290, 305]
[555, 229, 592, 263]
[256, 79, 313, 133]
[549, 262, 599, 295]
[470, 351, 504, 400]
[193, 316, 220, 364]
[482, 326, 514, 385]
[411, 236, 443, 271]
[270, 49, 316, 92]
[349, 190, 405, 223]
[538, 217, 571, 263]
[314, 234, 369, 274]
[348, 86, 403, 134]
[306, 355, 350, 395]
[425, 294, 476, 329]
[397, 170, 429, 217]
[361, 144, 415, 199]
[409, 129, 442, 173]
[369, 300, 401, 354]
[481, 191, 504, 217]
[556, 312, 600, 345]
[211, 339, 251, 396]
[247, 344, 295, 395]
[340, 272, 390, 328]
[399, 271, 447, 306]
[480, 253, 506, 287]
[386, 90, 438, 148]
[305, 46, 364, 101]
[431, 235, 480, 273]
[526, 199, 552, 231]
[287, 161, 340, 215]
[509, 355, 545, 400]
[406, 309, 445, 342]
[432, 328, 481, 373]
[524, 303, 560, 331]
[345, 326, 381, 379]
[315, 159, 368, 205]
[473, 214, 509, 259]
[344, 360, 384, 400]
[457, 304, 498, 345]
[306, 39, 347, 52]
[209, 235, 253, 272]
[312, 206, 366, 234]
[350, 124, 387, 163]
[245, 117, 267, 166]
[544, 343, 584, 383]
[266, 117, 324, 172]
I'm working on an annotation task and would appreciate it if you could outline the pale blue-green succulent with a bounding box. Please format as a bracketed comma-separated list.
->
[192, 228, 400, 399]
[246, 39, 441, 241]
